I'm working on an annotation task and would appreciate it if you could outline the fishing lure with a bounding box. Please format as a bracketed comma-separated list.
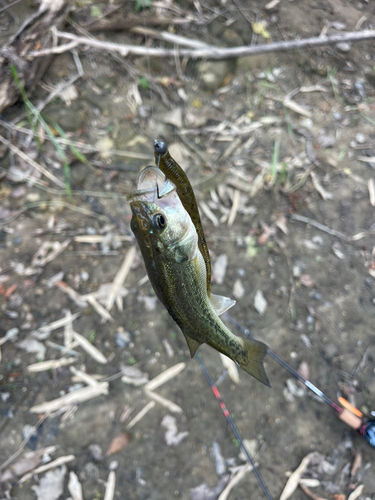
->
[154, 140, 212, 298]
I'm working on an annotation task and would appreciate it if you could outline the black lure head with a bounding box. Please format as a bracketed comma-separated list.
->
[154, 140, 167, 155]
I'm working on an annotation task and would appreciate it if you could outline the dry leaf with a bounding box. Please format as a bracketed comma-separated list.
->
[106, 432, 130, 456]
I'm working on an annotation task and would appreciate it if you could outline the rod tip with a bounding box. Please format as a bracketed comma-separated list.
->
[154, 139, 167, 154]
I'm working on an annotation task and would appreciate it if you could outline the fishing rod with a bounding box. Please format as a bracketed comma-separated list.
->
[196, 353, 274, 500]
[224, 313, 375, 448]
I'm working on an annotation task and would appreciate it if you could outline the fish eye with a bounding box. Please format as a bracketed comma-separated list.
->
[153, 213, 167, 230]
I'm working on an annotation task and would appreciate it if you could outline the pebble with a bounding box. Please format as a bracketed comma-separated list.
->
[333, 112, 342, 120]
[355, 132, 366, 144]
[80, 462, 99, 480]
[324, 343, 338, 360]
[115, 331, 131, 349]
[336, 42, 351, 52]
[80, 271, 89, 281]
[89, 444, 103, 462]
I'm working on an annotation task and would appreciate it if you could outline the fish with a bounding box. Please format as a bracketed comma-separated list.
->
[154, 140, 212, 297]
[128, 166, 270, 386]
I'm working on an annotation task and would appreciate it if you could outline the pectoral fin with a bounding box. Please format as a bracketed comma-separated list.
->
[210, 293, 236, 316]
[183, 334, 202, 358]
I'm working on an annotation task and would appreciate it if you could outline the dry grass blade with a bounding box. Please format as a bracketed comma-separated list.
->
[357, 156, 375, 163]
[36, 313, 80, 334]
[27, 357, 77, 373]
[145, 390, 183, 413]
[106, 246, 136, 311]
[32, 239, 71, 267]
[310, 172, 333, 200]
[200, 201, 220, 227]
[104, 471, 116, 500]
[279, 452, 315, 500]
[227, 189, 241, 227]
[64, 310, 74, 346]
[29, 382, 109, 413]
[85, 295, 113, 322]
[73, 331, 107, 364]
[19, 455, 75, 483]
[144, 362, 186, 391]
[283, 99, 312, 118]
[218, 464, 253, 500]
[126, 401, 156, 430]
[368, 178, 375, 206]
[70, 366, 99, 386]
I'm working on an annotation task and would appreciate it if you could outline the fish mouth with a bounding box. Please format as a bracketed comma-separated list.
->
[126, 166, 175, 203]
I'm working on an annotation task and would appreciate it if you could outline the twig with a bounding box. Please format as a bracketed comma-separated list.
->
[288, 213, 348, 241]
[0, 413, 51, 472]
[0, 135, 65, 188]
[36, 29, 375, 60]
[0, 0, 22, 14]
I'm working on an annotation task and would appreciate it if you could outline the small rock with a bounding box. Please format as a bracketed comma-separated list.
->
[238, 439, 259, 462]
[115, 331, 131, 349]
[254, 290, 267, 316]
[336, 42, 351, 52]
[197, 60, 236, 91]
[232, 279, 245, 300]
[80, 271, 89, 281]
[324, 343, 339, 360]
[80, 462, 99, 480]
[212, 254, 228, 285]
[355, 132, 366, 144]
[95, 137, 114, 160]
[89, 444, 103, 462]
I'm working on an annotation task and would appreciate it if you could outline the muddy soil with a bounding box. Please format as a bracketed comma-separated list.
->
[0, 1, 375, 499]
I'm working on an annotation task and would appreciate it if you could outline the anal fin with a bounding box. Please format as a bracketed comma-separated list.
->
[183, 334, 202, 358]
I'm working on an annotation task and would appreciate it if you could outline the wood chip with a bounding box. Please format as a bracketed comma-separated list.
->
[264, 0, 281, 10]
[144, 362, 186, 391]
[36, 313, 80, 335]
[29, 383, 109, 413]
[145, 389, 183, 413]
[73, 331, 107, 364]
[27, 357, 77, 373]
[106, 246, 136, 311]
[357, 156, 375, 163]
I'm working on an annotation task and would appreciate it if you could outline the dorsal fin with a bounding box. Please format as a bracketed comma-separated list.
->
[210, 293, 236, 316]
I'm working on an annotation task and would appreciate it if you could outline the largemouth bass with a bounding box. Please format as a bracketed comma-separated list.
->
[128, 167, 270, 386]
[154, 140, 212, 297]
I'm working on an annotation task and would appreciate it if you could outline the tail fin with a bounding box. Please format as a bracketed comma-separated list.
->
[239, 339, 271, 387]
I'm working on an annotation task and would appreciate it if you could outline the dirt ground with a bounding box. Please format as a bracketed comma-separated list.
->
[0, 0, 375, 499]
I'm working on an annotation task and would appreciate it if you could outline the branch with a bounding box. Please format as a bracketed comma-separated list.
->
[28, 29, 375, 60]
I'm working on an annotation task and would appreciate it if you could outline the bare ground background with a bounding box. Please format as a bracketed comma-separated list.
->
[0, 0, 375, 499]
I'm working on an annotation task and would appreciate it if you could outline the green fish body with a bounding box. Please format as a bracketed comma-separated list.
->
[128, 167, 270, 386]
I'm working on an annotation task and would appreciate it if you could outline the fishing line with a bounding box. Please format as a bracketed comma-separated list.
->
[224, 313, 375, 448]
[195, 352, 274, 500]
